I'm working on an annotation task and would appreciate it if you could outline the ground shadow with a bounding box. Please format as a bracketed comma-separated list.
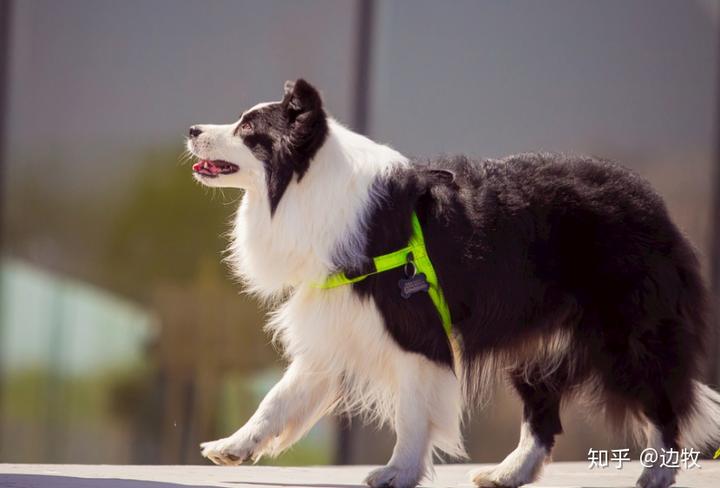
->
[0, 475, 696, 488]
[0, 474, 217, 488]
[225, 482, 364, 488]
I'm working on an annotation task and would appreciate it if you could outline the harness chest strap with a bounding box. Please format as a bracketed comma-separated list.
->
[316, 213, 453, 336]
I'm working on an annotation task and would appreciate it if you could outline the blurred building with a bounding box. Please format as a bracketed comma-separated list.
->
[0, 258, 155, 462]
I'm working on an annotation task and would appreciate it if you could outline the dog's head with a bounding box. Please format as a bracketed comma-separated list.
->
[187, 79, 328, 214]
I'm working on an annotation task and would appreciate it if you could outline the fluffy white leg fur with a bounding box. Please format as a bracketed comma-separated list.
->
[274, 287, 465, 484]
[202, 285, 465, 483]
[200, 358, 338, 465]
[365, 362, 432, 488]
[635, 424, 677, 488]
[365, 354, 466, 488]
[469, 422, 549, 488]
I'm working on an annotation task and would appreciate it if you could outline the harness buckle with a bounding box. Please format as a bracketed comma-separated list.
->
[404, 252, 417, 278]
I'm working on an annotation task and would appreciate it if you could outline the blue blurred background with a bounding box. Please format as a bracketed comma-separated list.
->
[0, 0, 719, 466]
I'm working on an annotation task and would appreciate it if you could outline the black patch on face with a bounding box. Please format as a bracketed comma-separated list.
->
[236, 79, 328, 215]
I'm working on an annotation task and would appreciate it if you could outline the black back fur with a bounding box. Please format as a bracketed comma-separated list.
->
[340, 152, 708, 450]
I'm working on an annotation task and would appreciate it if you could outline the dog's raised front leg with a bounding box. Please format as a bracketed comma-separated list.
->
[201, 358, 336, 465]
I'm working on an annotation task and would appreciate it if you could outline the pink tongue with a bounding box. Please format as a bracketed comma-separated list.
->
[193, 160, 222, 174]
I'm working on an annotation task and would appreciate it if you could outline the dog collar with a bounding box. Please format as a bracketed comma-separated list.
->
[317, 212, 452, 336]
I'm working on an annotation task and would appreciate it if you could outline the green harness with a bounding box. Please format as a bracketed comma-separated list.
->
[317, 212, 453, 336]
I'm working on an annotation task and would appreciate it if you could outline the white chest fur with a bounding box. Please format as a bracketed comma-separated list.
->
[227, 119, 407, 301]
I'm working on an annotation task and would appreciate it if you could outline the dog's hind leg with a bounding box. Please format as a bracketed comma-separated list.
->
[365, 353, 464, 488]
[636, 420, 678, 488]
[470, 366, 563, 488]
[633, 387, 681, 488]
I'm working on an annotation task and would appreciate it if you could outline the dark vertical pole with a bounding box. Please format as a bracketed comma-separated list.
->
[351, 0, 374, 135]
[711, 24, 720, 387]
[0, 0, 12, 448]
[336, 0, 375, 465]
[0, 0, 8, 206]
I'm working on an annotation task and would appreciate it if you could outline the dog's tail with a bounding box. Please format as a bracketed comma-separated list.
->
[679, 381, 720, 453]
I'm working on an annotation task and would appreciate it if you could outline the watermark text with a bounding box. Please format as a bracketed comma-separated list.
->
[587, 448, 701, 470]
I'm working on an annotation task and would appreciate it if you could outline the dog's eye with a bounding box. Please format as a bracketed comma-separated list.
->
[239, 121, 253, 132]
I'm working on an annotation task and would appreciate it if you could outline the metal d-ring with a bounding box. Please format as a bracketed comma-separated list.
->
[404, 252, 417, 278]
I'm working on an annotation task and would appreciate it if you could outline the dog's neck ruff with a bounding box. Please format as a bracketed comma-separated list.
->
[318, 212, 452, 336]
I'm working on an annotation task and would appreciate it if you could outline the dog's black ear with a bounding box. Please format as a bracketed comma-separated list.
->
[280, 79, 327, 159]
[282, 79, 323, 120]
[416, 168, 456, 198]
[425, 169, 455, 184]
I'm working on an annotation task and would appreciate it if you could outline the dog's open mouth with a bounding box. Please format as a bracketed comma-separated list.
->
[192, 160, 239, 177]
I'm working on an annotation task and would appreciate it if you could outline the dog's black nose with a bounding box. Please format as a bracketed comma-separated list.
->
[188, 126, 203, 138]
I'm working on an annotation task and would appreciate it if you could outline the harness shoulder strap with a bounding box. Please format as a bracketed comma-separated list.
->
[317, 212, 453, 336]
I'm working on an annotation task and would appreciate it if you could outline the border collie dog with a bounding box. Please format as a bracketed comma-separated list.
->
[187, 79, 720, 488]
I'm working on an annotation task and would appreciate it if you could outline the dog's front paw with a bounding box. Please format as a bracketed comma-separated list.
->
[469, 467, 513, 488]
[200, 430, 264, 466]
[364, 464, 423, 488]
